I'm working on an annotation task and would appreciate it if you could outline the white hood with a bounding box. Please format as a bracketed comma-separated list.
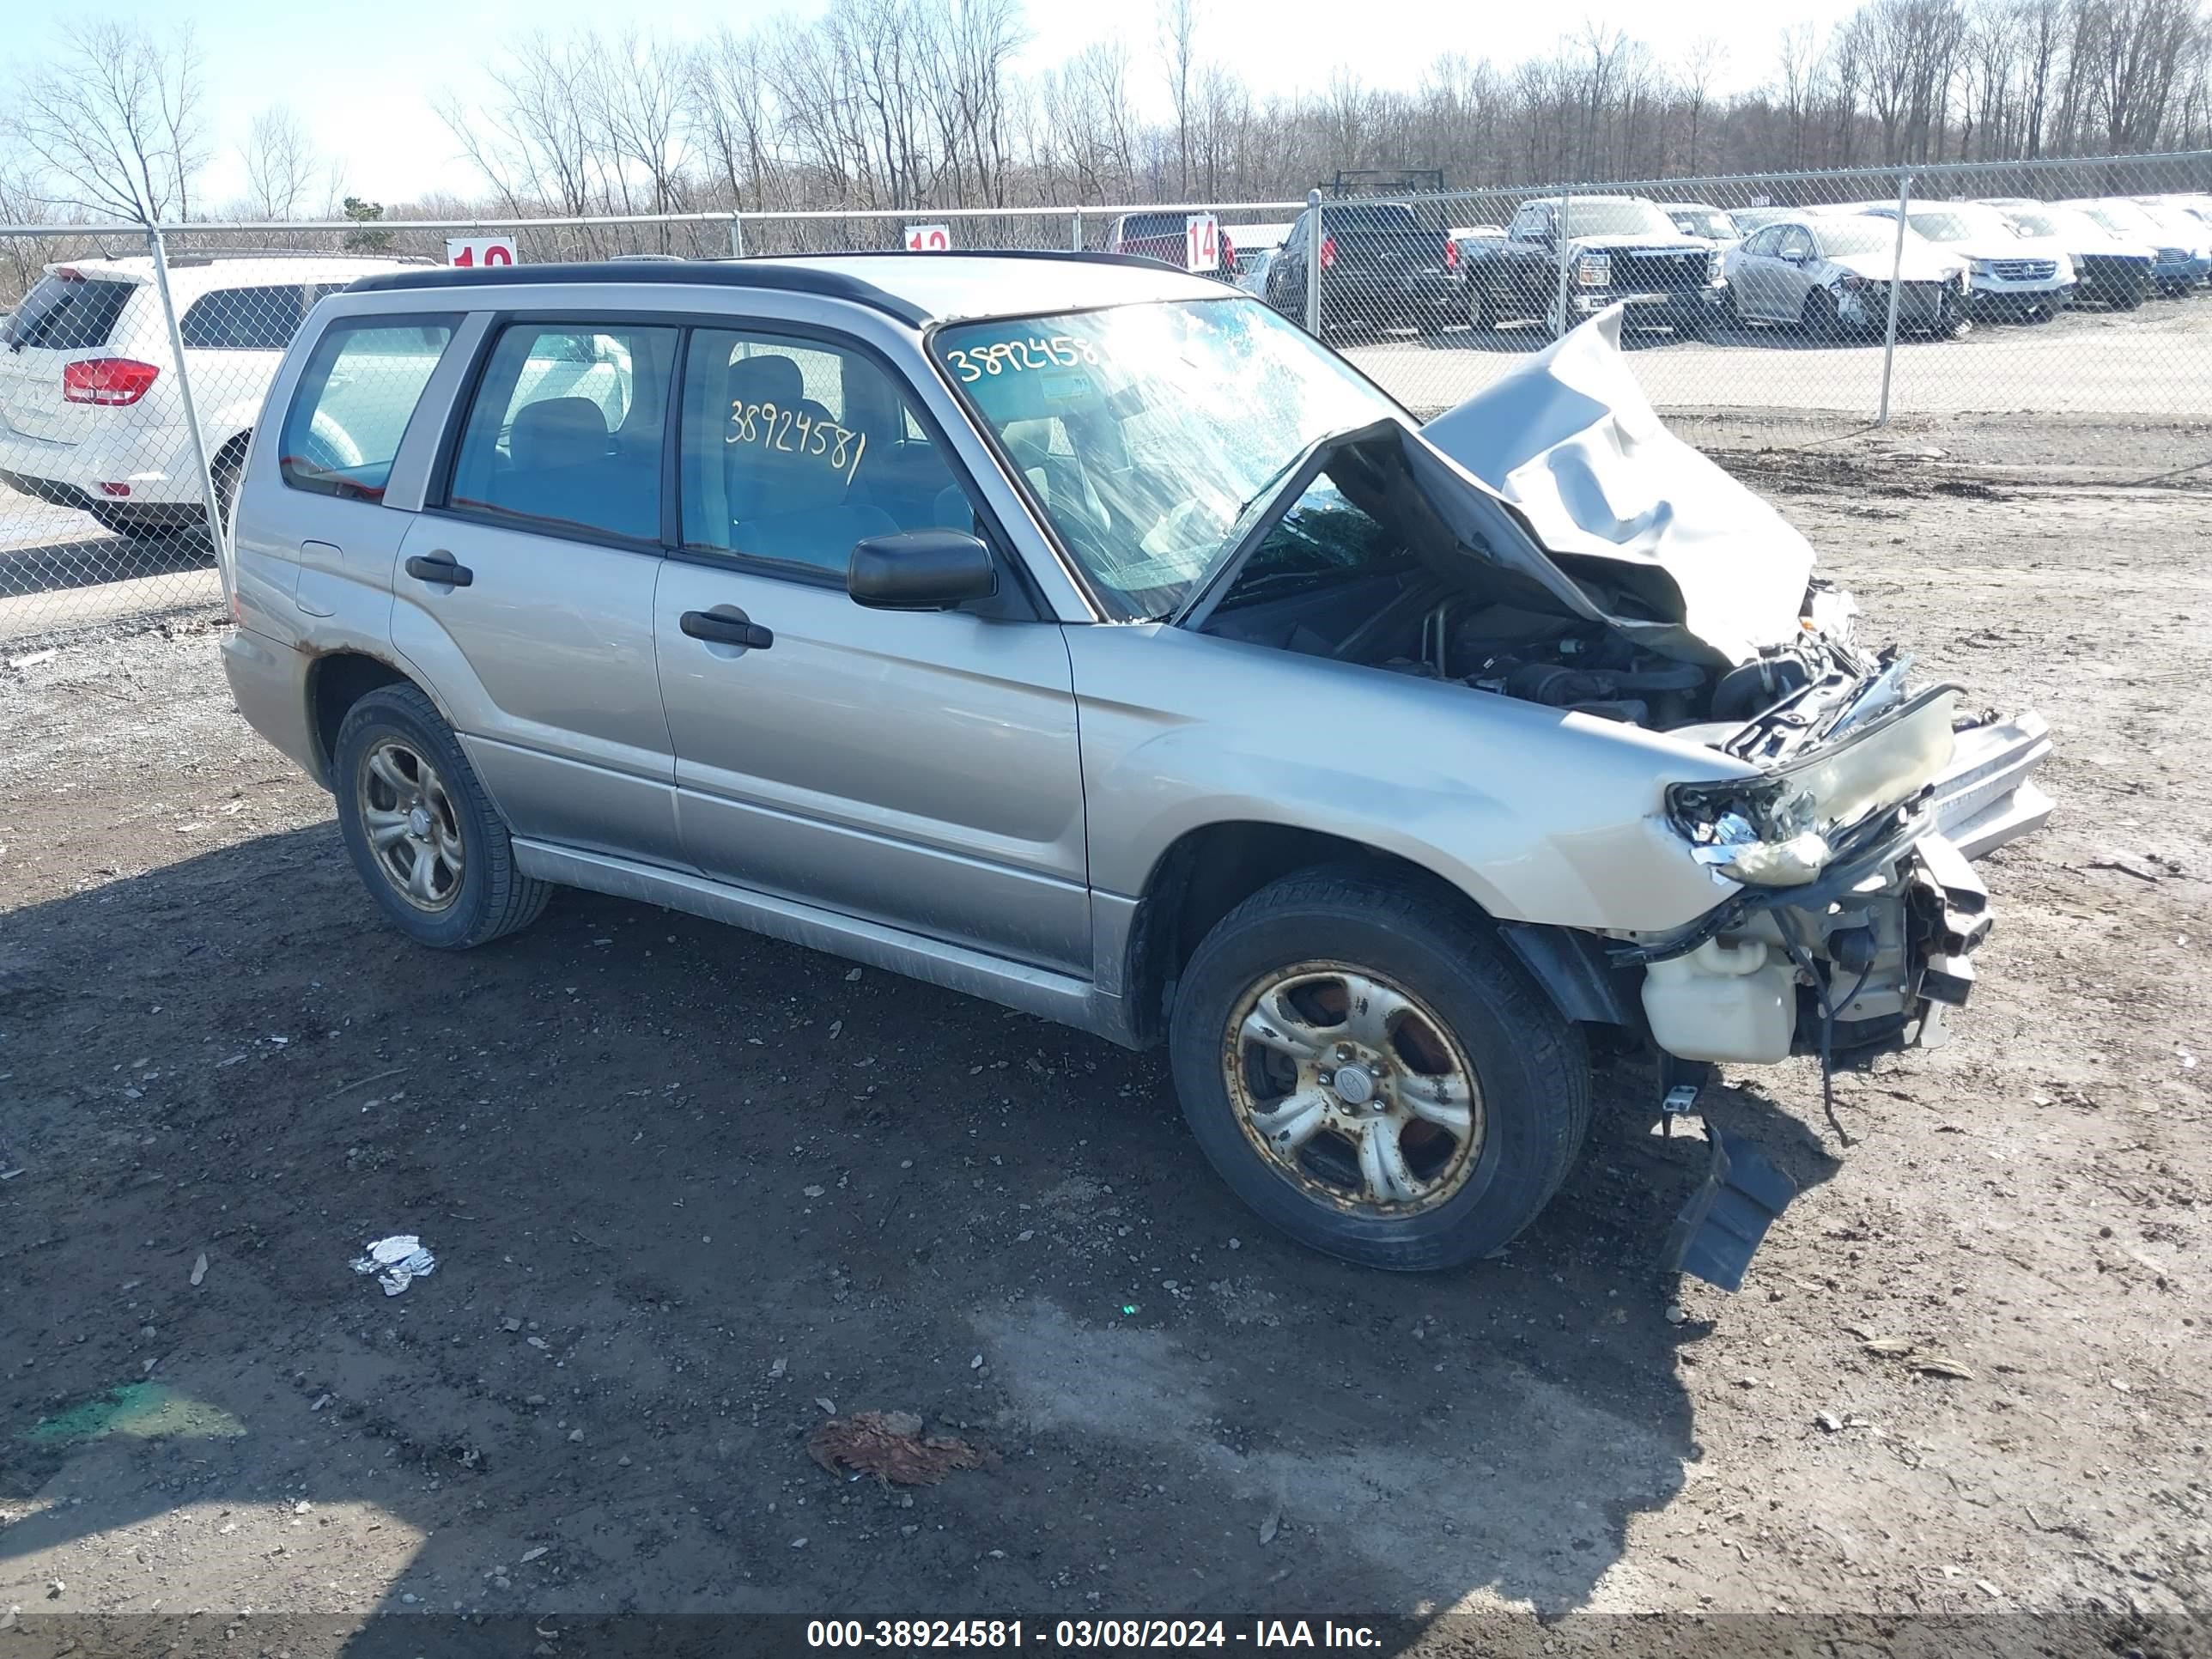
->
[1417, 307, 1815, 666]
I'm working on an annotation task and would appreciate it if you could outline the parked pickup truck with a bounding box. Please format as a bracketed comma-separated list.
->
[1263, 200, 1462, 337]
[1468, 195, 1727, 335]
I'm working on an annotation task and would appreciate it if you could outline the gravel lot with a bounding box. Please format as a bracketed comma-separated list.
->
[0, 439, 2206, 1655]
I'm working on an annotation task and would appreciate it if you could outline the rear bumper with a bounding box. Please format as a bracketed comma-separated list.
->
[1329, 272, 1461, 320]
[222, 625, 324, 787]
[0, 417, 195, 506]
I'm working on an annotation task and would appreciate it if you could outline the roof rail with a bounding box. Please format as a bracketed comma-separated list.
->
[161, 246, 438, 267]
[343, 258, 930, 323]
[341, 249, 1198, 319]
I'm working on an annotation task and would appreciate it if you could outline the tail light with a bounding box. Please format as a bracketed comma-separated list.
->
[1220, 232, 1237, 272]
[64, 358, 161, 406]
[1320, 234, 1337, 271]
[1443, 236, 1461, 271]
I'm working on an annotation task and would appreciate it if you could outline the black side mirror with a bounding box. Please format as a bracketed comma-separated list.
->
[848, 530, 998, 611]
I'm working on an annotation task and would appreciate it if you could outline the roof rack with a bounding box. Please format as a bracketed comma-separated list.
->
[341, 249, 1189, 321]
[159, 246, 437, 268]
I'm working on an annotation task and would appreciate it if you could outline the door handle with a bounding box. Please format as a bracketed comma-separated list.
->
[680, 608, 774, 651]
[405, 552, 474, 587]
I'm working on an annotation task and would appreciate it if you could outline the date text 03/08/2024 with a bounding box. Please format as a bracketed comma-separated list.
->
[805, 1620, 1383, 1649]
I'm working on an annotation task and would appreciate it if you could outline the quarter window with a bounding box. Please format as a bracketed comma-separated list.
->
[179, 286, 313, 351]
[279, 317, 459, 501]
[447, 323, 678, 543]
[678, 329, 975, 577]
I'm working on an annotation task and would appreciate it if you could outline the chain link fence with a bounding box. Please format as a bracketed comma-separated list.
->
[3, 151, 2207, 642]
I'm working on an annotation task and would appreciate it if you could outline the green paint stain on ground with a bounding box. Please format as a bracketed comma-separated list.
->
[24, 1383, 246, 1447]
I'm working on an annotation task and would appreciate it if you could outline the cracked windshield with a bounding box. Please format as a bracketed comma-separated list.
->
[933, 297, 1395, 618]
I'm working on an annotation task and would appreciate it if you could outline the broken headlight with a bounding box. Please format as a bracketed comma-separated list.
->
[1668, 684, 1963, 888]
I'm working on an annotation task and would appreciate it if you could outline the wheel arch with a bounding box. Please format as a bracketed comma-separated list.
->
[306, 650, 428, 787]
[1119, 822, 1488, 1051]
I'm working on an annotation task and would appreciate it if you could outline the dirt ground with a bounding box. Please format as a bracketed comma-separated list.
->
[0, 443, 2207, 1656]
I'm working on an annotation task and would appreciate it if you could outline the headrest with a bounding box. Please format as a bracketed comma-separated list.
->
[729, 354, 805, 410]
[511, 398, 608, 471]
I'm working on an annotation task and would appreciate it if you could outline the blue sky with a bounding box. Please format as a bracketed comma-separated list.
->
[4, 0, 1843, 210]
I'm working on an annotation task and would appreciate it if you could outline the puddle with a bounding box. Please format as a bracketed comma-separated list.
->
[24, 1382, 246, 1447]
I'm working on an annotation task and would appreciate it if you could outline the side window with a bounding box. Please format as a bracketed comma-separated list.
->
[678, 329, 975, 577]
[279, 316, 459, 501]
[1744, 228, 1775, 257]
[1778, 227, 1814, 262]
[180, 286, 307, 351]
[447, 322, 678, 543]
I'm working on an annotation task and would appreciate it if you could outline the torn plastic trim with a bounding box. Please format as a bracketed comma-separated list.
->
[1666, 1129, 1799, 1291]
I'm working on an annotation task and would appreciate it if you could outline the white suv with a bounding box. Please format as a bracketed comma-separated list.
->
[0, 251, 420, 542]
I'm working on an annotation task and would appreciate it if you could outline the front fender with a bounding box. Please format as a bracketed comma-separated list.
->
[1066, 625, 1744, 934]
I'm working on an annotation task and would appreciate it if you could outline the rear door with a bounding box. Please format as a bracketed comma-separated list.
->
[653, 325, 1089, 972]
[390, 318, 684, 866]
[0, 269, 146, 446]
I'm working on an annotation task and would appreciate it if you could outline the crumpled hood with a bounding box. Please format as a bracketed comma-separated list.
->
[1414, 307, 1816, 666]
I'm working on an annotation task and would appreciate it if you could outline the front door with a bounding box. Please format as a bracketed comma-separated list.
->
[390, 319, 683, 865]
[653, 326, 1090, 973]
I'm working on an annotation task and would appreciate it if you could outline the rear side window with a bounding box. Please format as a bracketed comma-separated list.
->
[3, 272, 136, 350]
[179, 286, 309, 351]
[447, 323, 678, 544]
[678, 328, 972, 575]
[279, 317, 459, 501]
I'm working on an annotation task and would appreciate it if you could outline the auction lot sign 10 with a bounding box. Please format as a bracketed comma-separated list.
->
[905, 224, 952, 252]
[445, 237, 518, 267]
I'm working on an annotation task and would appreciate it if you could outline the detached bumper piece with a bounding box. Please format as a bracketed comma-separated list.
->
[1665, 1130, 1798, 1291]
[1931, 711, 2053, 860]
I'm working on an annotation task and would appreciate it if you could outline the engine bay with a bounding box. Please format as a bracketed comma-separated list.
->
[1200, 558, 1894, 763]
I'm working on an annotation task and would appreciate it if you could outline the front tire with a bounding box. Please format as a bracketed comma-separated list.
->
[333, 683, 550, 950]
[1799, 286, 1842, 341]
[1167, 867, 1591, 1272]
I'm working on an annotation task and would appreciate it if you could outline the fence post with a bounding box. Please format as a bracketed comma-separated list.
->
[143, 226, 229, 603]
[730, 212, 746, 259]
[1876, 173, 1911, 426]
[1552, 191, 1577, 340]
[1072, 209, 1084, 252]
[1304, 188, 1323, 335]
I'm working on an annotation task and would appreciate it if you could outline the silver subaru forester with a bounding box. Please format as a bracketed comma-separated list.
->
[220, 253, 2051, 1285]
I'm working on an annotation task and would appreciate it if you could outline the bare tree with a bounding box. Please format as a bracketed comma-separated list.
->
[691, 26, 781, 213]
[1158, 0, 1200, 195]
[1676, 37, 1728, 172]
[5, 19, 207, 222]
[240, 104, 320, 220]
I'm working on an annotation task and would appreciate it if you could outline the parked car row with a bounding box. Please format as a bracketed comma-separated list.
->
[1235, 188, 2212, 343]
[1, 250, 427, 543]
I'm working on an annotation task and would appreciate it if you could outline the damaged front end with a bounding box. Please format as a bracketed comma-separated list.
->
[1194, 306, 2055, 1285]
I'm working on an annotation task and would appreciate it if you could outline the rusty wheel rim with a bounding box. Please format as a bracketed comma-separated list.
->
[1223, 961, 1486, 1217]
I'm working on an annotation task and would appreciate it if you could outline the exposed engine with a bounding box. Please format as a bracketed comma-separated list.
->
[1360, 586, 1887, 752]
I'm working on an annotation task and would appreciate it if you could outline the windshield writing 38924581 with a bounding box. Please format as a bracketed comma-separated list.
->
[726, 400, 866, 484]
[943, 336, 1101, 381]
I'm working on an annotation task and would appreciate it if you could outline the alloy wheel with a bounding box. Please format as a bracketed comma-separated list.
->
[1223, 962, 1486, 1216]
[357, 738, 465, 912]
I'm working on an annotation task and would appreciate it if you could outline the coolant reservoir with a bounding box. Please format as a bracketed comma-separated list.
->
[1641, 937, 1797, 1064]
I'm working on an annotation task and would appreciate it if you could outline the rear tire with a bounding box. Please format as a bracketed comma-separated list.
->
[1468, 279, 1499, 332]
[333, 683, 550, 951]
[1167, 866, 1591, 1272]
